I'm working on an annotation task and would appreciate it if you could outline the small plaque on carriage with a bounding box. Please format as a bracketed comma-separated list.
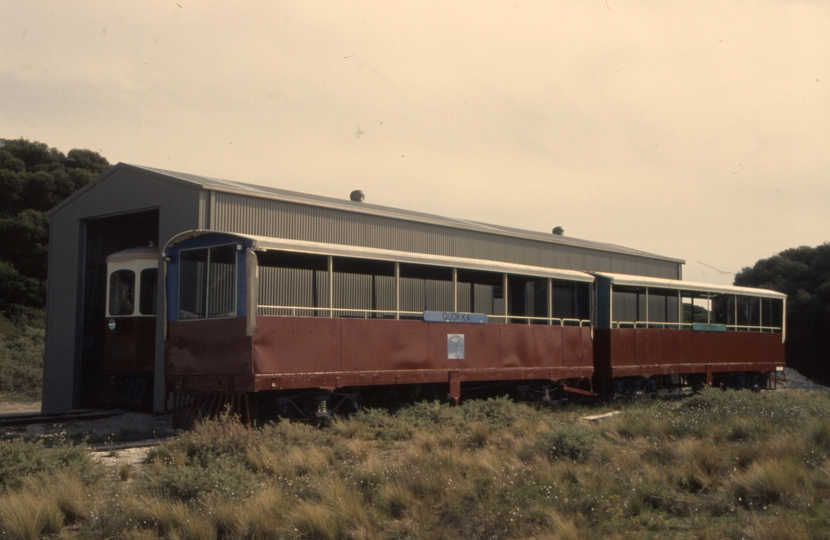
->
[692, 323, 727, 332]
[447, 334, 465, 359]
[423, 311, 487, 324]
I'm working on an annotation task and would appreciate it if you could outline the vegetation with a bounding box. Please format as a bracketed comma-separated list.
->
[736, 243, 830, 384]
[3, 390, 830, 538]
[0, 312, 44, 401]
[0, 137, 107, 401]
[0, 138, 109, 318]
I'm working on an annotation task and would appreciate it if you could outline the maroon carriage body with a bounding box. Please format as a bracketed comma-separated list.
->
[166, 316, 593, 398]
[594, 328, 785, 381]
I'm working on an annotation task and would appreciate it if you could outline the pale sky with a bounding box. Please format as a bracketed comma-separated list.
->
[3, 1, 828, 284]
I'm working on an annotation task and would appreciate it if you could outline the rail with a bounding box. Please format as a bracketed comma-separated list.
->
[257, 305, 590, 326]
[611, 321, 782, 332]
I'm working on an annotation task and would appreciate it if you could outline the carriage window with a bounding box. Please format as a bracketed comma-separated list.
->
[399, 264, 453, 317]
[457, 269, 504, 321]
[613, 286, 645, 324]
[554, 280, 590, 321]
[647, 288, 679, 324]
[109, 270, 135, 316]
[139, 268, 158, 315]
[257, 251, 328, 316]
[208, 245, 237, 317]
[332, 258, 395, 318]
[736, 295, 760, 327]
[762, 298, 783, 328]
[711, 294, 733, 325]
[179, 245, 237, 320]
[508, 276, 548, 323]
[682, 292, 712, 324]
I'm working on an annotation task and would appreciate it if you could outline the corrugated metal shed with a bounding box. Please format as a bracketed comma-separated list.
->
[42, 163, 684, 414]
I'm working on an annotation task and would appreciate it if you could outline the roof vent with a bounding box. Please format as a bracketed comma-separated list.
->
[350, 190, 365, 202]
[552, 226, 564, 235]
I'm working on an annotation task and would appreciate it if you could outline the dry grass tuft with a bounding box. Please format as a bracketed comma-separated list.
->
[466, 422, 491, 448]
[211, 487, 288, 537]
[377, 482, 417, 519]
[119, 462, 133, 482]
[541, 509, 581, 540]
[731, 457, 802, 507]
[0, 488, 63, 540]
[245, 443, 279, 475]
[677, 439, 725, 493]
[329, 416, 366, 439]
[742, 514, 809, 540]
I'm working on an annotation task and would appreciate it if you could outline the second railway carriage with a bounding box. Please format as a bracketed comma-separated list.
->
[592, 272, 786, 394]
[162, 230, 595, 425]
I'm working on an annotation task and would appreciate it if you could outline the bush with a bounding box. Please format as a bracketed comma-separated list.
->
[534, 424, 599, 462]
[0, 439, 100, 493]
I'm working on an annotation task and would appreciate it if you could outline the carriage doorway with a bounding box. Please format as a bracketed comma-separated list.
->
[75, 209, 160, 410]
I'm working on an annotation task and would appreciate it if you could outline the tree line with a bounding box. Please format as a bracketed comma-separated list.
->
[735, 243, 830, 384]
[0, 138, 109, 318]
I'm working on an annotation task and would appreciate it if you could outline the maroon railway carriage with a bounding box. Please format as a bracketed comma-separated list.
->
[100, 246, 159, 408]
[592, 272, 786, 394]
[161, 231, 595, 425]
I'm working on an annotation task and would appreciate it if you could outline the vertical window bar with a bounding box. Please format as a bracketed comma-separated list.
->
[395, 262, 400, 320]
[610, 284, 614, 328]
[327, 256, 333, 318]
[677, 291, 681, 326]
[204, 248, 211, 317]
[452, 268, 458, 312]
[503, 274, 509, 320]
[547, 278, 553, 325]
[645, 287, 649, 328]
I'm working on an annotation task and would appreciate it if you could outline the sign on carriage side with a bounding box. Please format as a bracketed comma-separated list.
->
[447, 334, 465, 359]
[692, 323, 727, 332]
[423, 311, 488, 324]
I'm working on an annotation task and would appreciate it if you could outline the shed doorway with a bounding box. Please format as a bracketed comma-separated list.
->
[76, 209, 159, 410]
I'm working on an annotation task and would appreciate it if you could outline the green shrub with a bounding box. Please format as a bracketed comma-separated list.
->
[0, 438, 100, 493]
[534, 424, 599, 462]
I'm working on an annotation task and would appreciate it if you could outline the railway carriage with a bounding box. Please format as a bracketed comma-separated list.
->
[161, 230, 595, 425]
[592, 272, 786, 394]
[100, 246, 159, 407]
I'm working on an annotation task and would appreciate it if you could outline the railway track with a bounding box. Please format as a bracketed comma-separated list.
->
[0, 409, 124, 428]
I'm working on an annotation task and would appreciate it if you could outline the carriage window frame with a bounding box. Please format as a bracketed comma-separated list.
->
[178, 244, 238, 321]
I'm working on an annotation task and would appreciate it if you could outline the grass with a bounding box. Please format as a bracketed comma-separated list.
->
[3, 388, 830, 537]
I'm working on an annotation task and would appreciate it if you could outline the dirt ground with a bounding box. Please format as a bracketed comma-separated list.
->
[0, 400, 41, 414]
[1, 405, 177, 472]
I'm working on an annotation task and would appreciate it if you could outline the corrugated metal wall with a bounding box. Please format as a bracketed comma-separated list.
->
[43, 168, 202, 414]
[212, 192, 680, 279]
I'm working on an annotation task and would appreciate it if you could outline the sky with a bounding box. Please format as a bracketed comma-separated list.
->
[2, 1, 828, 284]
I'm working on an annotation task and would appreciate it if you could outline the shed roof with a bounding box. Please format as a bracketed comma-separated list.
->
[51, 162, 684, 265]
